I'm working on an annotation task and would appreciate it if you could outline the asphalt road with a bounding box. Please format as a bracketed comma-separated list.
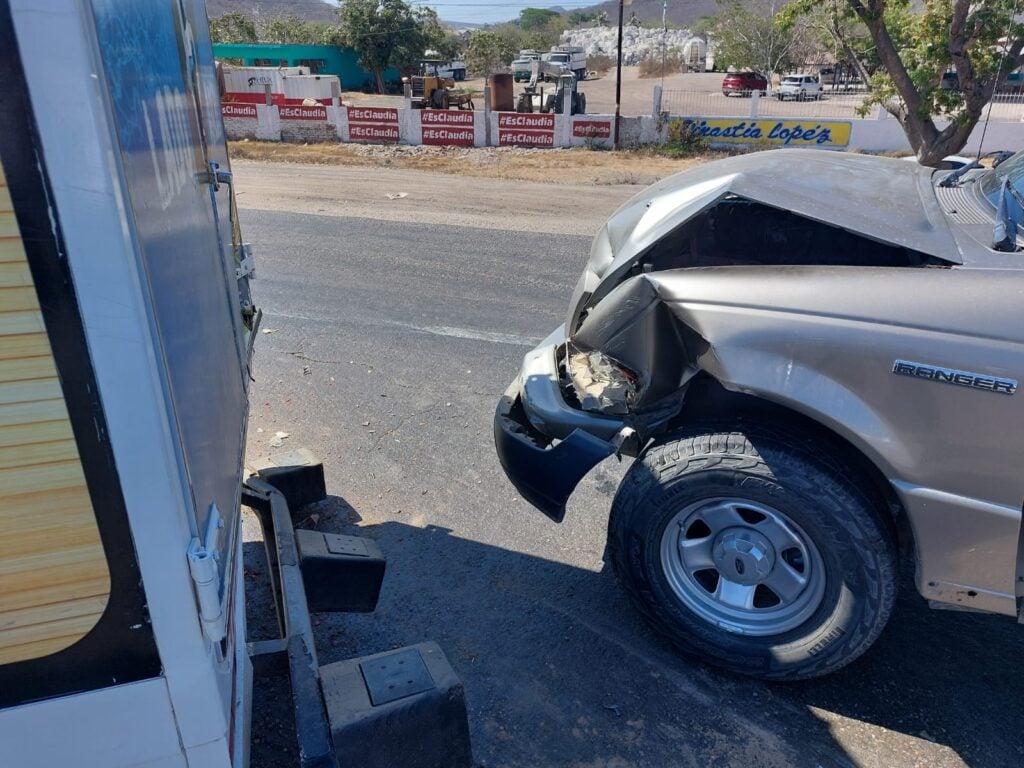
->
[240, 205, 1023, 768]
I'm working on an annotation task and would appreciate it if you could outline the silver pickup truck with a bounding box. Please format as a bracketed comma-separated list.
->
[494, 149, 1024, 680]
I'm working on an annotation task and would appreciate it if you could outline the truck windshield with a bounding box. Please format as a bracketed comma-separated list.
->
[979, 150, 1024, 208]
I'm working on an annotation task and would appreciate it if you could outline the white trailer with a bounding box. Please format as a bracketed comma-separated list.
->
[0, 2, 470, 767]
[222, 64, 310, 94]
[282, 74, 342, 103]
[422, 57, 468, 81]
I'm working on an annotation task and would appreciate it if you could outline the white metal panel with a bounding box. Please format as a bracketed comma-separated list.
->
[282, 74, 339, 100]
[0, 678, 185, 768]
[186, 738, 233, 768]
[223, 66, 306, 95]
[232, 530, 253, 768]
[10, 0, 232, 757]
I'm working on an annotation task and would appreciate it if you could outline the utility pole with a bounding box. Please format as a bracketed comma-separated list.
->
[613, 0, 625, 149]
[660, 0, 667, 88]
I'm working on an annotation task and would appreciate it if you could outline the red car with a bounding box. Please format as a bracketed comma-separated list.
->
[721, 71, 768, 97]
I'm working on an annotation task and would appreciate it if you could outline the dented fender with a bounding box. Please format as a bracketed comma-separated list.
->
[572, 266, 1024, 507]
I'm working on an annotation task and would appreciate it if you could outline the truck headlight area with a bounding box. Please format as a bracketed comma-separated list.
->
[565, 344, 639, 415]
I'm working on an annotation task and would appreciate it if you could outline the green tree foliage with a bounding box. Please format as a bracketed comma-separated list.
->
[260, 15, 342, 45]
[209, 12, 343, 46]
[464, 30, 515, 76]
[709, 0, 805, 82]
[486, 13, 563, 60]
[781, 0, 1024, 163]
[567, 11, 599, 26]
[338, 0, 441, 92]
[429, 30, 465, 63]
[854, 0, 1022, 163]
[778, 0, 874, 83]
[209, 12, 257, 44]
[519, 8, 561, 31]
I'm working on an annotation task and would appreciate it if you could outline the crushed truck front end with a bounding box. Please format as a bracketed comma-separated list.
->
[494, 149, 1024, 677]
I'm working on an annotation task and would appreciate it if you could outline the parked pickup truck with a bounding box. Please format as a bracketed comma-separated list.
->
[494, 149, 1024, 680]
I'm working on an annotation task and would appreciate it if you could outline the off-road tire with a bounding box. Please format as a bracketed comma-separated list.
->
[607, 423, 898, 680]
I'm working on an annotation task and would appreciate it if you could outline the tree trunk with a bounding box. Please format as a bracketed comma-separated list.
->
[848, 0, 1024, 165]
[373, 69, 385, 94]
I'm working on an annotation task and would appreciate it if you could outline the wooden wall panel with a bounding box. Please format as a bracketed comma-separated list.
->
[0, 163, 111, 665]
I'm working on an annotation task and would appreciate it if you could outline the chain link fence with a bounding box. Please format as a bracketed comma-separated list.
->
[659, 88, 1024, 123]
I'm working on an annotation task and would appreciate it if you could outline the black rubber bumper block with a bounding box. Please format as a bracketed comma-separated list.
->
[320, 642, 472, 768]
[295, 529, 385, 613]
[257, 454, 326, 511]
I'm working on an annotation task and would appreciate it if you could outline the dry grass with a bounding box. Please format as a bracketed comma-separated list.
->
[588, 54, 615, 76]
[228, 140, 724, 185]
[638, 54, 684, 79]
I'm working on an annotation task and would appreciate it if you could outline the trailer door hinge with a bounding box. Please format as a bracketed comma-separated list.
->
[236, 243, 255, 280]
[187, 505, 227, 643]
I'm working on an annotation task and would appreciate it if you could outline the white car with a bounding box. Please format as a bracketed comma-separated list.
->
[777, 74, 822, 101]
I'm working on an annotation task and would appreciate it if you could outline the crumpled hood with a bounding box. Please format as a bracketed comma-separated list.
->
[605, 149, 959, 264]
[566, 149, 961, 332]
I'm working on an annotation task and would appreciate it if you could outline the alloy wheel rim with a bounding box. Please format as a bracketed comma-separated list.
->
[659, 497, 826, 636]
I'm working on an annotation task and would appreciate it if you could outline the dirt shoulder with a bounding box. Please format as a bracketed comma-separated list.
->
[229, 140, 718, 187]
[231, 158, 649, 236]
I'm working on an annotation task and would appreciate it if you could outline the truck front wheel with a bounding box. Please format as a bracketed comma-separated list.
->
[607, 424, 897, 680]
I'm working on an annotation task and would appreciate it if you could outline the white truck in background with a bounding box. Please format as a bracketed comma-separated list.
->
[681, 38, 708, 73]
[422, 53, 467, 81]
[513, 49, 541, 81]
[544, 45, 588, 81]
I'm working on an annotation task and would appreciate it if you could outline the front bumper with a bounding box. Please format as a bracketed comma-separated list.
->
[493, 326, 623, 522]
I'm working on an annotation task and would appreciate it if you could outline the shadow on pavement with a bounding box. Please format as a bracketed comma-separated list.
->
[777, 562, 1024, 768]
[247, 494, 1023, 768]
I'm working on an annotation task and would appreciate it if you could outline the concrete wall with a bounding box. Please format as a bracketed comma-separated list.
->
[848, 112, 1024, 154]
[221, 102, 1024, 154]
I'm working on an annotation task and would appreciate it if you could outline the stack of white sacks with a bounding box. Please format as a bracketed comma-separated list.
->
[561, 26, 698, 66]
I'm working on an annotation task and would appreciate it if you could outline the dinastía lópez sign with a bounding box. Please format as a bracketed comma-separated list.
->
[498, 112, 554, 147]
[683, 118, 851, 148]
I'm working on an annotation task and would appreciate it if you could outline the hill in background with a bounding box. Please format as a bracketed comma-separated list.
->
[207, 0, 482, 30]
[579, 0, 720, 28]
[207, 0, 339, 22]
